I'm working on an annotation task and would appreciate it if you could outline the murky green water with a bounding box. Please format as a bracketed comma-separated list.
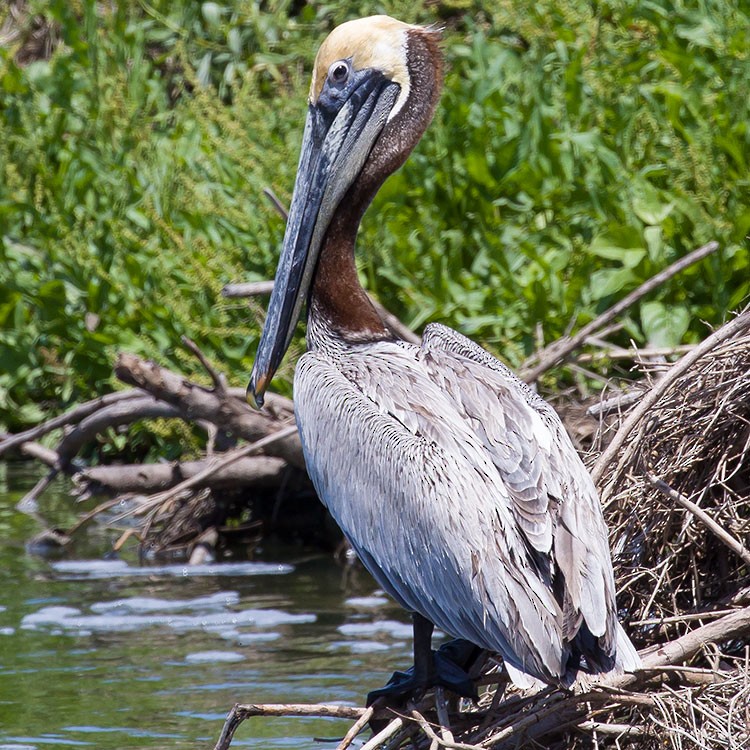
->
[0, 463, 415, 749]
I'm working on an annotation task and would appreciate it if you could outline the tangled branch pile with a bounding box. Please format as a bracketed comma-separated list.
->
[598, 327, 750, 634]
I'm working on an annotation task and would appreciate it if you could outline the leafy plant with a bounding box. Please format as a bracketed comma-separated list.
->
[0, 0, 748, 445]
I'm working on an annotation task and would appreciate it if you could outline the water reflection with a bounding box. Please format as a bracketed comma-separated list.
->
[0, 464, 415, 749]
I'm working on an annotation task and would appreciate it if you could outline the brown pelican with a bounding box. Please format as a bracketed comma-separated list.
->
[248, 15, 639, 700]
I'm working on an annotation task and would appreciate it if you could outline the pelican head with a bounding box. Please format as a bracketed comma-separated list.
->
[249, 16, 443, 407]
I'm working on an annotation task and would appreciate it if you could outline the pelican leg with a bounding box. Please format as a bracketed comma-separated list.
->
[366, 613, 479, 707]
[412, 611, 436, 685]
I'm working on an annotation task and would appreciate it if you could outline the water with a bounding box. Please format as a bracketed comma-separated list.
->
[0, 463, 415, 749]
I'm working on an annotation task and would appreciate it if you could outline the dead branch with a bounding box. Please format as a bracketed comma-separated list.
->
[108, 425, 299, 525]
[0, 389, 144, 458]
[213, 702, 366, 750]
[647, 473, 750, 567]
[520, 241, 720, 382]
[262, 186, 290, 220]
[222, 280, 275, 298]
[56, 396, 181, 469]
[0, 435, 59, 467]
[336, 706, 375, 750]
[182, 335, 228, 393]
[114, 352, 305, 469]
[360, 717, 405, 750]
[11, 398, 176, 510]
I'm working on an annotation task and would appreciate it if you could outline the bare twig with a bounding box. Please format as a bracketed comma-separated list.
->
[576, 720, 646, 736]
[213, 702, 365, 750]
[520, 241, 720, 382]
[335, 706, 374, 750]
[359, 717, 404, 750]
[182, 335, 227, 393]
[647, 473, 750, 567]
[411, 708, 479, 749]
[56, 397, 181, 469]
[263, 186, 290, 220]
[434, 686, 455, 745]
[632, 609, 743, 627]
[577, 343, 697, 363]
[1, 436, 59, 467]
[0, 389, 143, 458]
[222, 280, 275, 298]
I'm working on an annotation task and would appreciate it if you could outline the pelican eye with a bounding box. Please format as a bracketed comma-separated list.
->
[327, 59, 351, 85]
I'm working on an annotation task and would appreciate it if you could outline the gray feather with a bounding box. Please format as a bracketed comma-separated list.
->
[293, 325, 638, 685]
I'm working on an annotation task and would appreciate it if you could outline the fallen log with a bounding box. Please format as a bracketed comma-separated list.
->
[75, 454, 294, 495]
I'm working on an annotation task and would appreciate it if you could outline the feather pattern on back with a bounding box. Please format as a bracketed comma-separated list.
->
[294, 323, 638, 684]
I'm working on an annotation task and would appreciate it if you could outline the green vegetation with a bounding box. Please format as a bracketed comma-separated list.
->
[1, 0, 748, 435]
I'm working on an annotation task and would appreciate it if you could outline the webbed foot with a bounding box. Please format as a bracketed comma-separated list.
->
[366, 638, 479, 706]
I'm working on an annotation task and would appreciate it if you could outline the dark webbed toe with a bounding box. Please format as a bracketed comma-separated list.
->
[366, 638, 480, 707]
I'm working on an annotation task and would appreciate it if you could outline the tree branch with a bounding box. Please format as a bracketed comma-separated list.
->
[114, 353, 304, 469]
[75, 455, 295, 495]
[0, 390, 144, 458]
[520, 241, 720, 382]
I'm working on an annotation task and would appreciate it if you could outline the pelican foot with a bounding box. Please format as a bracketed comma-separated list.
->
[366, 638, 479, 706]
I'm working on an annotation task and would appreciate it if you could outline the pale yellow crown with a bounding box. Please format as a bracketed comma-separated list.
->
[310, 16, 420, 115]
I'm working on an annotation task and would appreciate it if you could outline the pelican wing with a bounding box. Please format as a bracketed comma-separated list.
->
[294, 341, 571, 681]
[421, 323, 618, 655]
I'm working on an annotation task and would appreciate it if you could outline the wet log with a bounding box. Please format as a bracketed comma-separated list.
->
[76, 455, 293, 494]
[114, 353, 305, 469]
[57, 396, 181, 469]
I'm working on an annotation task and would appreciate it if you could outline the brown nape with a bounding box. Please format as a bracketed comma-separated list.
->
[310, 28, 444, 342]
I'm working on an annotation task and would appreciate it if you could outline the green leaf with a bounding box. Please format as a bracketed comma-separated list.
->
[588, 267, 636, 300]
[640, 301, 690, 348]
[632, 183, 674, 226]
[588, 232, 646, 268]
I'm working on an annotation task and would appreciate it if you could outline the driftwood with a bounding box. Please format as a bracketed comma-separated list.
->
[76, 454, 291, 495]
